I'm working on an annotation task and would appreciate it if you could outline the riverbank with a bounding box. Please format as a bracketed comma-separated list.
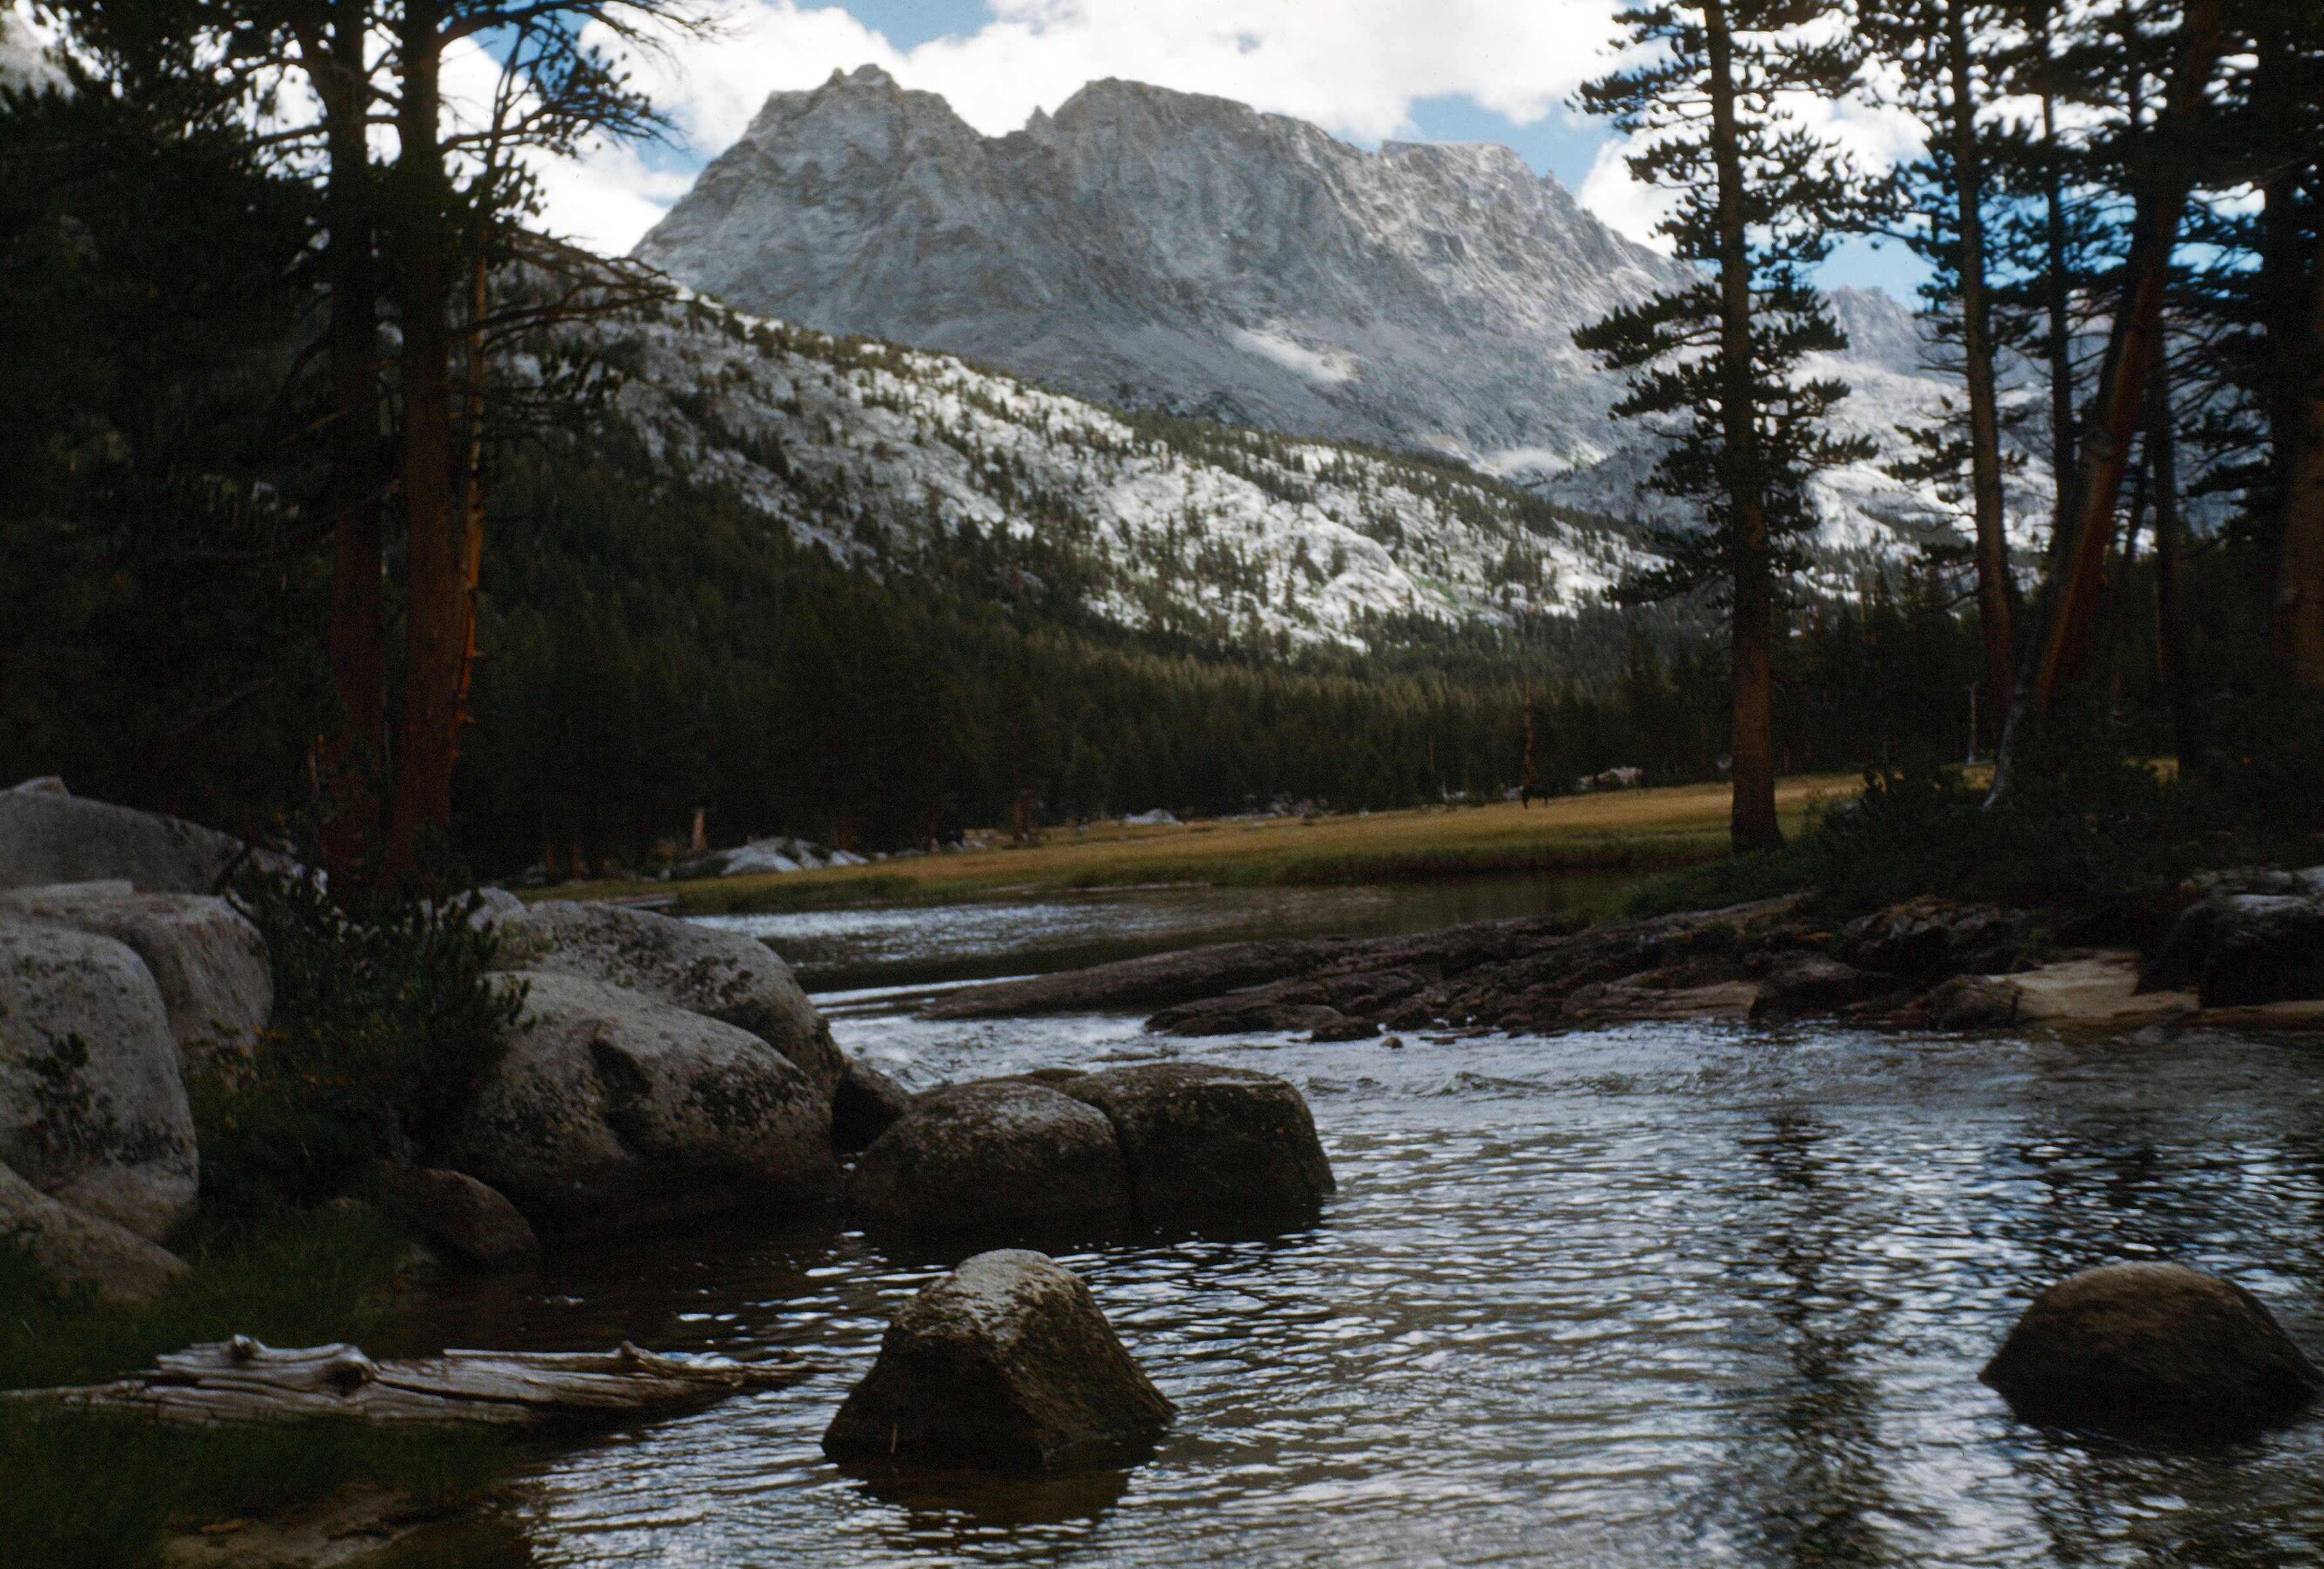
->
[542, 775, 1858, 916]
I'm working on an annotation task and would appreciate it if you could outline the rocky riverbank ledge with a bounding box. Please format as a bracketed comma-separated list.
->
[923, 873, 2324, 1039]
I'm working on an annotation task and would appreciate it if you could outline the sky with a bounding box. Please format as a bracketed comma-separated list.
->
[531, 0, 1933, 299]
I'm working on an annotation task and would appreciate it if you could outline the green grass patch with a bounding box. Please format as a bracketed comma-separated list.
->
[0, 1206, 413, 1391]
[0, 1409, 507, 1569]
[0, 1207, 514, 1569]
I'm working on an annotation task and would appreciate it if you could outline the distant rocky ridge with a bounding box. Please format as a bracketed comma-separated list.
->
[635, 67, 2056, 554]
[637, 66, 1690, 473]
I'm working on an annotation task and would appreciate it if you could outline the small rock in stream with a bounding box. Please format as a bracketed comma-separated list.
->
[1981, 1261, 2319, 1433]
[822, 1249, 1175, 1473]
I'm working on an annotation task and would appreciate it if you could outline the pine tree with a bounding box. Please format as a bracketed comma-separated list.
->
[1865, 0, 2020, 747]
[1573, 0, 1879, 851]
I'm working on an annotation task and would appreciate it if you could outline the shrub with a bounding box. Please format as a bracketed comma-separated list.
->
[199, 836, 523, 1220]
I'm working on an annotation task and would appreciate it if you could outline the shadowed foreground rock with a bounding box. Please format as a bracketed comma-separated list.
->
[0, 1162, 187, 1301]
[493, 900, 846, 1097]
[846, 1082, 1131, 1238]
[378, 1166, 539, 1265]
[455, 971, 838, 1225]
[0, 884, 271, 1070]
[0, 918, 198, 1240]
[830, 1054, 912, 1153]
[1981, 1263, 2319, 1432]
[1060, 1063, 1334, 1229]
[823, 1250, 1174, 1473]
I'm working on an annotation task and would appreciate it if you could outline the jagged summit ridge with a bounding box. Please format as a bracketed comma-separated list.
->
[636, 65, 1693, 471]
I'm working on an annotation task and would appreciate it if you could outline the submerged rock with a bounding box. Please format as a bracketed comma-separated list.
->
[0, 1161, 188, 1301]
[1060, 1063, 1334, 1230]
[455, 971, 838, 1225]
[378, 1166, 539, 1265]
[0, 884, 271, 1071]
[493, 901, 845, 1098]
[822, 1249, 1175, 1473]
[0, 918, 197, 1240]
[1981, 1262, 2319, 1431]
[847, 1081, 1132, 1238]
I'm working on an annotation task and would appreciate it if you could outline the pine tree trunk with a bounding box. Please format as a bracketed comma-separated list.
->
[2148, 353, 2198, 764]
[2034, 21, 2077, 553]
[1703, 0, 1782, 853]
[388, 0, 462, 866]
[1989, 0, 2226, 803]
[1944, 0, 2012, 747]
[2270, 234, 2324, 688]
[317, 0, 385, 878]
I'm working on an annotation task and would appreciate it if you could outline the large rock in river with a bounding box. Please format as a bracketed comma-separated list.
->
[847, 1081, 1132, 1238]
[823, 1249, 1175, 1472]
[0, 918, 197, 1240]
[1059, 1063, 1334, 1230]
[453, 971, 838, 1225]
[0, 884, 271, 1071]
[493, 901, 844, 1097]
[1981, 1262, 2319, 1431]
[0, 777, 260, 894]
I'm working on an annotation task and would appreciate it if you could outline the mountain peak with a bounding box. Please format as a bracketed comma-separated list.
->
[638, 73, 1689, 466]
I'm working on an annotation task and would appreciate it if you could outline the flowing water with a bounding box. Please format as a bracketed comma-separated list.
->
[411, 885, 2324, 1568]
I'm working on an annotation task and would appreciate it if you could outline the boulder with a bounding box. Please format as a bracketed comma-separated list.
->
[847, 1081, 1132, 1238]
[453, 971, 838, 1225]
[821, 1249, 1175, 1472]
[492, 902, 844, 1098]
[1834, 898, 2029, 983]
[377, 1166, 539, 1265]
[1747, 954, 1892, 1023]
[0, 919, 197, 1240]
[0, 885, 270, 1071]
[1981, 1262, 2319, 1431]
[2146, 893, 2324, 1009]
[1923, 974, 2024, 1030]
[1059, 1063, 1334, 1231]
[830, 1055, 912, 1154]
[0, 778, 256, 893]
[0, 1161, 188, 1301]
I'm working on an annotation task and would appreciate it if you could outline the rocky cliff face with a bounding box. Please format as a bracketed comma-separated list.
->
[636, 66, 1693, 473]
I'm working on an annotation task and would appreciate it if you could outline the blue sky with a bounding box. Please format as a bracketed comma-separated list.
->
[533, 0, 1928, 299]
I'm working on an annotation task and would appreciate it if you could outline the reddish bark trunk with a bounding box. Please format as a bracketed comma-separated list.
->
[388, 0, 462, 867]
[1704, 0, 1783, 853]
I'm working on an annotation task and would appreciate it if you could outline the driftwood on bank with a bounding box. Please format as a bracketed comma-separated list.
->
[5, 1335, 809, 1427]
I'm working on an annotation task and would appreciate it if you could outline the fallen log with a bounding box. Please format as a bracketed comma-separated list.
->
[4, 1335, 810, 1427]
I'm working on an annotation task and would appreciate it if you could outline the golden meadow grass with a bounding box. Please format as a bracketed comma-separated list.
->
[548, 774, 1862, 916]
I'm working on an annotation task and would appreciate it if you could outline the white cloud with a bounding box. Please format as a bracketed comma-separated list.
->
[543, 0, 1629, 254]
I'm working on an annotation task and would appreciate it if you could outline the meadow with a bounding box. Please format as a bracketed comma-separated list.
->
[552, 775, 1861, 915]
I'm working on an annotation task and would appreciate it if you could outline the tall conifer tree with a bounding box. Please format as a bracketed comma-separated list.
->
[1574, 0, 1877, 851]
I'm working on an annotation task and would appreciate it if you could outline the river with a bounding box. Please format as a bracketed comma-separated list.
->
[409, 882, 2324, 1568]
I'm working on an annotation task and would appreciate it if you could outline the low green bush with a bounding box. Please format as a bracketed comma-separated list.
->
[200, 838, 523, 1219]
[1625, 701, 2320, 925]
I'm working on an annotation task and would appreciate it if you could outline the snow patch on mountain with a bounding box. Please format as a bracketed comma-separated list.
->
[598, 293, 1654, 651]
